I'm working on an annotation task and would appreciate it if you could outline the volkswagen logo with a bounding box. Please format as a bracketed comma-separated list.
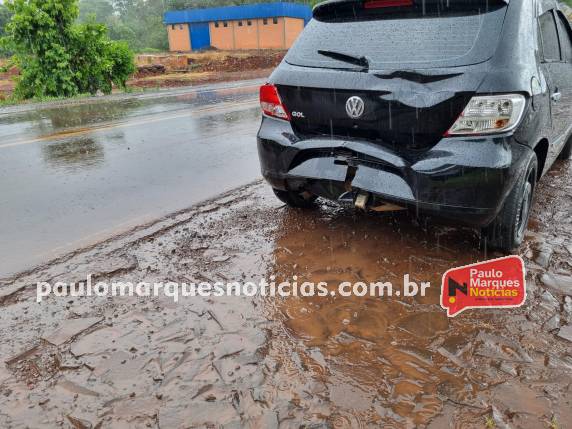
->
[345, 96, 365, 119]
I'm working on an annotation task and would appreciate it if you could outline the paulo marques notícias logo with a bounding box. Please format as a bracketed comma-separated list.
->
[441, 256, 526, 317]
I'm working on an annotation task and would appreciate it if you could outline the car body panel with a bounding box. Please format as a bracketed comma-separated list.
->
[257, 0, 572, 226]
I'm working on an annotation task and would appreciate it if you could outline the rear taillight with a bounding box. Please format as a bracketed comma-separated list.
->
[445, 94, 526, 136]
[260, 84, 290, 121]
[364, 0, 413, 9]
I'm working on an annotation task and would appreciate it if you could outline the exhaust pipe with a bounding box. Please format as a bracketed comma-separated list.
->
[354, 191, 406, 212]
[354, 192, 369, 210]
[371, 202, 406, 212]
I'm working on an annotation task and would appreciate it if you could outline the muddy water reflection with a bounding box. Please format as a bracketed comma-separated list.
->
[264, 207, 489, 426]
[42, 138, 105, 171]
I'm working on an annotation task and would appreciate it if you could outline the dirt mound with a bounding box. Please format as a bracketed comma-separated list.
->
[134, 64, 167, 78]
[136, 51, 286, 74]
[198, 52, 285, 73]
[128, 68, 274, 89]
[136, 54, 189, 72]
[0, 60, 19, 97]
[129, 51, 285, 90]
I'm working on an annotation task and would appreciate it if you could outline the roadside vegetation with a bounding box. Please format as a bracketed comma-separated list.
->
[78, 0, 169, 53]
[0, 0, 317, 104]
[0, 0, 135, 101]
[0, 3, 12, 57]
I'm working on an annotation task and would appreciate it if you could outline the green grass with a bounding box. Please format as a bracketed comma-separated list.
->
[137, 47, 163, 54]
[550, 416, 560, 429]
[484, 415, 496, 429]
[0, 84, 157, 108]
[0, 98, 16, 107]
[0, 92, 92, 107]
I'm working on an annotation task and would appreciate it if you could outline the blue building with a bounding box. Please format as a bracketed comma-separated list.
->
[164, 2, 312, 51]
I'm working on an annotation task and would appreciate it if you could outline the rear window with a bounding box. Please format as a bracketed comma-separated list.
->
[285, 0, 508, 70]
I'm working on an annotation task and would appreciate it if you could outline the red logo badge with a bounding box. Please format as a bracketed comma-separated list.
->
[441, 256, 526, 317]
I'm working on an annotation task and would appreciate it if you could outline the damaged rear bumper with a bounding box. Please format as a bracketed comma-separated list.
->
[257, 117, 533, 227]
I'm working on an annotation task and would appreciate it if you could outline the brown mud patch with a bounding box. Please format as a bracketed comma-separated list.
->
[0, 161, 571, 428]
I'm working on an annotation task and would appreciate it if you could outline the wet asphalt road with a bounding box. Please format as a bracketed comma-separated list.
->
[0, 80, 264, 278]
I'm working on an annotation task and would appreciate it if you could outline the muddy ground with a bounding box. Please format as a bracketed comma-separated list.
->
[129, 51, 284, 90]
[1, 159, 571, 429]
[127, 68, 275, 90]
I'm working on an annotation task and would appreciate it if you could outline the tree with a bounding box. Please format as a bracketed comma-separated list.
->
[78, 0, 169, 52]
[0, 4, 12, 36]
[5, 0, 80, 98]
[2, 0, 135, 99]
[78, 0, 115, 22]
[71, 20, 135, 94]
[112, 0, 169, 52]
[0, 4, 13, 56]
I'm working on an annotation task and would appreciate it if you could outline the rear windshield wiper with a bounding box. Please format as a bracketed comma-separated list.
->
[317, 50, 370, 71]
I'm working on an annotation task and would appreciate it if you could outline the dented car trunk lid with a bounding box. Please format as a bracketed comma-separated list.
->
[277, 82, 474, 150]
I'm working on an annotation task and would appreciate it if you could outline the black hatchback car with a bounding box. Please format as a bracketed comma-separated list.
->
[257, 0, 572, 251]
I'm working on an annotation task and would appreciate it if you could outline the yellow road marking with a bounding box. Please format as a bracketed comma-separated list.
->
[0, 99, 259, 150]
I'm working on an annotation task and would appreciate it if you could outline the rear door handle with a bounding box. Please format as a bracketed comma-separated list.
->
[551, 92, 562, 102]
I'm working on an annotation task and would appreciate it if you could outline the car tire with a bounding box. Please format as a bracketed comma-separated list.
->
[558, 135, 572, 160]
[483, 155, 537, 253]
[273, 188, 317, 208]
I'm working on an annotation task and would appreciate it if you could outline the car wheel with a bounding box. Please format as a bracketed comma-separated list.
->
[273, 188, 317, 208]
[558, 135, 572, 160]
[483, 155, 537, 253]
